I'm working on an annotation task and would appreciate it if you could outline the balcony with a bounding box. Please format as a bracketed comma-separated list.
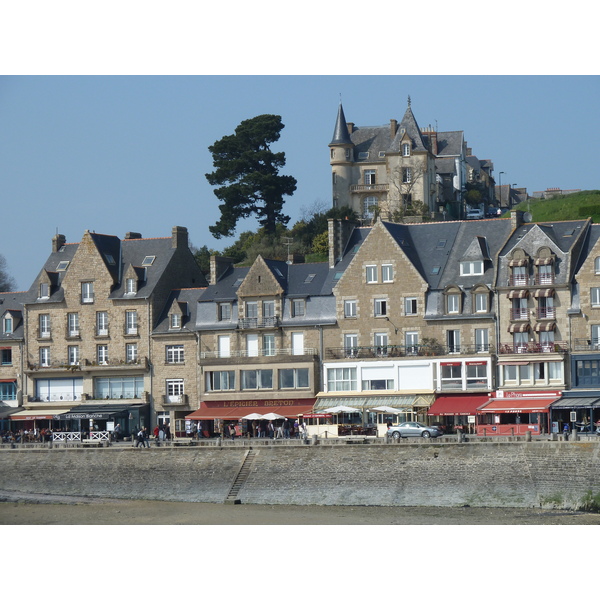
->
[161, 394, 189, 405]
[509, 274, 528, 286]
[26, 356, 149, 372]
[537, 307, 556, 319]
[498, 342, 568, 354]
[535, 274, 554, 285]
[349, 183, 389, 193]
[238, 316, 280, 329]
[573, 338, 600, 352]
[510, 308, 529, 321]
[326, 344, 493, 360]
[200, 348, 317, 360]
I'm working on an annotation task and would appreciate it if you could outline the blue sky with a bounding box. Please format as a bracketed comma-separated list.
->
[1, 75, 598, 290]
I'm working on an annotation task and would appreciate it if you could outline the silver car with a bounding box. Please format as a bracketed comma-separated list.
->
[387, 422, 442, 439]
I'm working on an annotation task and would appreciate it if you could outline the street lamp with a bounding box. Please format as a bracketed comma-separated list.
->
[498, 171, 505, 207]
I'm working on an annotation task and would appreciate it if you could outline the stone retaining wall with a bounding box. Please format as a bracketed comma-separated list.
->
[1, 442, 599, 509]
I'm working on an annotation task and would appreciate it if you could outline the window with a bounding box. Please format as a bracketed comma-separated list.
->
[576, 360, 600, 386]
[405, 331, 419, 354]
[344, 299, 357, 318]
[241, 369, 273, 390]
[358, 151, 369, 159]
[537, 264, 553, 285]
[539, 330, 555, 351]
[592, 288, 600, 307]
[218, 303, 231, 321]
[3, 316, 13, 334]
[381, 264, 393, 282]
[364, 170, 376, 185]
[39, 282, 49, 299]
[362, 377, 394, 391]
[475, 328, 489, 352]
[218, 335, 230, 358]
[125, 278, 137, 294]
[327, 367, 357, 392]
[460, 261, 484, 276]
[402, 143, 411, 157]
[245, 301, 258, 319]
[374, 332, 388, 355]
[246, 333, 259, 357]
[1, 348, 12, 365]
[39, 347, 50, 367]
[263, 334, 275, 356]
[548, 361, 562, 380]
[96, 312, 108, 336]
[206, 370, 235, 391]
[95, 376, 144, 400]
[511, 266, 527, 287]
[466, 362, 488, 387]
[366, 265, 377, 284]
[56, 260, 69, 271]
[475, 292, 488, 313]
[67, 313, 79, 337]
[595, 257, 600, 274]
[97, 345, 109, 365]
[68, 346, 79, 365]
[170, 313, 181, 329]
[441, 363, 462, 389]
[279, 368, 309, 389]
[166, 379, 185, 400]
[514, 331, 528, 351]
[166, 345, 184, 363]
[39, 314, 50, 338]
[447, 294, 460, 314]
[374, 298, 387, 317]
[0, 381, 16, 401]
[592, 325, 600, 350]
[126, 343, 138, 363]
[263, 300, 275, 319]
[344, 334, 358, 357]
[81, 282, 94, 303]
[447, 330, 461, 353]
[292, 299, 305, 317]
[404, 297, 417, 315]
[402, 167, 412, 183]
[125, 311, 138, 335]
[142, 256, 155, 266]
[363, 196, 378, 219]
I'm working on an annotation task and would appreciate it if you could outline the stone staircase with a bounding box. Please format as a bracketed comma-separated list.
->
[224, 448, 257, 504]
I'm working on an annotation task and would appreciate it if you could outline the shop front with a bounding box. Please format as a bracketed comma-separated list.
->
[427, 394, 491, 434]
[312, 393, 435, 437]
[475, 390, 561, 436]
[548, 393, 600, 434]
[186, 398, 316, 439]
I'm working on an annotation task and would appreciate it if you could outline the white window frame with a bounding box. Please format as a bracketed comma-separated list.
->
[292, 299, 305, 317]
[170, 313, 181, 329]
[125, 278, 137, 295]
[402, 167, 412, 183]
[326, 367, 357, 392]
[39, 347, 50, 367]
[381, 264, 393, 282]
[68, 346, 79, 366]
[81, 282, 94, 303]
[68, 312, 80, 337]
[364, 169, 376, 185]
[475, 328, 489, 352]
[245, 301, 258, 319]
[404, 297, 417, 316]
[475, 292, 488, 313]
[97, 345, 108, 365]
[460, 261, 484, 276]
[591, 288, 600, 307]
[263, 334, 275, 356]
[402, 143, 411, 157]
[595, 257, 600, 274]
[125, 310, 138, 335]
[405, 331, 419, 354]
[447, 329, 461, 353]
[3, 316, 12, 334]
[344, 334, 358, 357]
[206, 370, 235, 392]
[366, 265, 378, 284]
[374, 332, 388, 355]
[374, 298, 387, 317]
[39, 282, 49, 299]
[96, 311, 108, 336]
[447, 294, 460, 314]
[344, 299, 357, 318]
[363, 196, 378, 219]
[166, 378, 185, 400]
[166, 345, 185, 364]
[126, 343, 138, 363]
[39, 314, 50, 338]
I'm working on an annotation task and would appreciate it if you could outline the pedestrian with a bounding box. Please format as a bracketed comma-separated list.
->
[299, 421, 307, 440]
[229, 423, 236, 441]
[135, 428, 145, 448]
[113, 423, 121, 442]
[267, 421, 274, 439]
[164, 423, 171, 441]
[283, 418, 290, 439]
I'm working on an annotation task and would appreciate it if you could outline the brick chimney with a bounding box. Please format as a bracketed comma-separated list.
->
[328, 218, 357, 268]
[52, 233, 66, 253]
[390, 119, 398, 138]
[510, 210, 525, 229]
[346, 122, 354, 135]
[210, 255, 235, 284]
[171, 226, 188, 249]
[125, 232, 142, 239]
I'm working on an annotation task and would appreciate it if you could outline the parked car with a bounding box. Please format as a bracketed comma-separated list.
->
[387, 422, 443, 439]
[466, 207, 484, 220]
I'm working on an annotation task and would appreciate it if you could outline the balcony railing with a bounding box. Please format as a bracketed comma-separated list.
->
[498, 342, 568, 354]
[510, 308, 529, 320]
[509, 274, 528, 286]
[537, 307, 556, 319]
[200, 348, 317, 359]
[349, 183, 389, 193]
[326, 344, 493, 359]
[26, 356, 149, 371]
[535, 274, 554, 285]
[238, 316, 280, 329]
[573, 338, 600, 352]
[162, 394, 189, 405]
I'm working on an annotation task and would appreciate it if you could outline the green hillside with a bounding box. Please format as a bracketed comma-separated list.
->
[507, 190, 600, 223]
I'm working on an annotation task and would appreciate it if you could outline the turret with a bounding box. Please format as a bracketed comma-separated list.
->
[329, 102, 355, 209]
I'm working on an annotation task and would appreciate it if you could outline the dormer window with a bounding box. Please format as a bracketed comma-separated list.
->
[460, 261, 484, 276]
[445, 287, 462, 314]
[402, 143, 411, 157]
[170, 314, 182, 329]
[39, 282, 49, 299]
[125, 278, 137, 295]
[3, 316, 13, 334]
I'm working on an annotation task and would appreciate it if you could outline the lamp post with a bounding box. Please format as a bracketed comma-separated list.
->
[498, 171, 505, 207]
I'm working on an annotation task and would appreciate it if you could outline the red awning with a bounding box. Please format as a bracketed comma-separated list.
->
[186, 400, 316, 420]
[428, 395, 490, 416]
[478, 398, 556, 414]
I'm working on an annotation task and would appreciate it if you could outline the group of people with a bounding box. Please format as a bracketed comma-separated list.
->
[246, 418, 307, 440]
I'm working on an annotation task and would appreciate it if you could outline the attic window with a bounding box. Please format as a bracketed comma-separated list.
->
[436, 240, 447, 249]
[334, 272, 343, 280]
[358, 152, 369, 159]
[304, 274, 316, 283]
[233, 278, 244, 287]
[563, 229, 575, 237]
[105, 254, 116, 265]
[352, 244, 361, 253]
[274, 268, 283, 278]
[56, 261, 70, 271]
[142, 256, 155, 266]
[432, 266, 441, 275]
[378, 151, 386, 158]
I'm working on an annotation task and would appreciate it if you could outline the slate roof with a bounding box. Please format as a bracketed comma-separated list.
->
[0, 291, 27, 340]
[330, 103, 352, 146]
[152, 288, 205, 334]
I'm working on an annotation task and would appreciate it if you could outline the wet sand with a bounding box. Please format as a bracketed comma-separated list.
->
[2, 491, 600, 525]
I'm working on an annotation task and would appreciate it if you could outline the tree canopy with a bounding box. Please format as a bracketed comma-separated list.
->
[0, 254, 16, 292]
[206, 114, 297, 238]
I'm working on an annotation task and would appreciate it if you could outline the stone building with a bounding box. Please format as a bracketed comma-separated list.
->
[15, 226, 206, 435]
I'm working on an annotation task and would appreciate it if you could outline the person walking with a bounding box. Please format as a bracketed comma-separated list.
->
[229, 423, 236, 441]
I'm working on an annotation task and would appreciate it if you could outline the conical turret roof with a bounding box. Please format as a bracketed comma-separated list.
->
[330, 102, 353, 146]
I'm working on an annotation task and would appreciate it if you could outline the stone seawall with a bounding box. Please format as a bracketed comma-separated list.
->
[1, 442, 599, 509]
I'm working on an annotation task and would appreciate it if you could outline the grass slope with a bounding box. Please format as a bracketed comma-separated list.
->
[507, 190, 600, 223]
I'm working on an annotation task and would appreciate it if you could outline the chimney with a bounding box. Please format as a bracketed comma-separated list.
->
[125, 232, 142, 239]
[210, 255, 234, 284]
[510, 210, 525, 229]
[328, 218, 357, 268]
[171, 226, 188, 249]
[390, 119, 398, 138]
[287, 253, 305, 265]
[52, 233, 66, 253]
[346, 122, 354, 135]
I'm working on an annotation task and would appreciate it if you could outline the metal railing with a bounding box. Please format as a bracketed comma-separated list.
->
[326, 344, 493, 359]
[200, 348, 317, 359]
[498, 341, 568, 354]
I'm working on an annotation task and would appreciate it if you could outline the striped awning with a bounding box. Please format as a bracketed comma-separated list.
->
[534, 257, 553, 265]
[508, 323, 530, 333]
[507, 289, 529, 299]
[534, 322, 556, 332]
[533, 288, 554, 298]
[509, 259, 528, 267]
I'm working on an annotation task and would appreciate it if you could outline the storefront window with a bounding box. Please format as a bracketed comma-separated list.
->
[206, 371, 235, 391]
[94, 376, 144, 399]
[241, 369, 273, 390]
[279, 368, 309, 389]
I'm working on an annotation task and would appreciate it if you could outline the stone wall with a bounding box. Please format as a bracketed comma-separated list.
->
[1, 442, 599, 509]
